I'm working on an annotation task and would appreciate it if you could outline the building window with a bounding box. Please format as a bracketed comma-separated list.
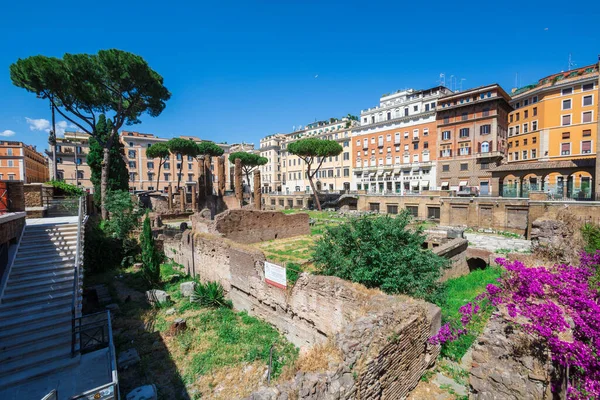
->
[582, 141, 592, 154]
[533, 137, 537, 144]
[482, 108, 490, 117]
[583, 129, 592, 137]
[128, 161, 136, 168]
[460, 163, 468, 171]
[562, 87, 573, 95]
[164, 162, 170, 170]
[129, 142, 133, 147]
[532, 121, 538, 130]
[406, 206, 419, 217]
[128, 150, 136, 158]
[424, 141, 429, 149]
[582, 111, 593, 123]
[443, 117, 449, 124]
[583, 95, 593, 107]
[129, 172, 136, 181]
[461, 112, 468, 121]
[524, 110, 529, 118]
[427, 207, 440, 220]
[387, 204, 398, 214]
[561, 143, 571, 155]
[459, 128, 469, 138]
[480, 125, 491, 135]
[442, 131, 451, 140]
[442, 164, 450, 172]
[522, 150, 528, 160]
[562, 99, 572, 110]
[532, 96, 538, 103]
[562, 115, 571, 126]
[532, 149, 537, 158]
[481, 142, 489, 153]
[523, 123, 528, 133]
[562, 132, 571, 139]
[582, 83, 594, 91]
[524, 139, 528, 145]
[369, 203, 380, 212]
[481, 162, 489, 170]
[533, 107, 537, 116]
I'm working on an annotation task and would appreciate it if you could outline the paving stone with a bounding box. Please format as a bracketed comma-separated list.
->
[118, 348, 140, 370]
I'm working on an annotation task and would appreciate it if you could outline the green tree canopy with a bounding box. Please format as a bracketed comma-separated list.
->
[197, 141, 225, 158]
[87, 115, 129, 203]
[167, 138, 199, 189]
[228, 152, 268, 186]
[145, 142, 170, 191]
[10, 49, 171, 218]
[313, 212, 449, 304]
[287, 138, 343, 210]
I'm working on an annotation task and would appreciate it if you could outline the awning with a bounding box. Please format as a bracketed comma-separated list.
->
[411, 180, 420, 187]
[369, 172, 376, 177]
[441, 181, 449, 187]
[421, 181, 430, 188]
[377, 170, 385, 176]
[459, 180, 468, 186]
[384, 171, 391, 176]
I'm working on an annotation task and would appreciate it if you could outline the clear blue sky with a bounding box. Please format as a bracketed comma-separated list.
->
[1, 0, 598, 152]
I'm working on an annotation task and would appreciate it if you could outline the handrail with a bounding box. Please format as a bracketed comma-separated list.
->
[71, 196, 85, 357]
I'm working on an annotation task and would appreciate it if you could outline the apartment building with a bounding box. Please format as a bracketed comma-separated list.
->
[259, 134, 286, 193]
[352, 86, 451, 194]
[47, 131, 92, 189]
[280, 117, 356, 194]
[436, 84, 512, 195]
[121, 132, 232, 192]
[0, 141, 48, 183]
[492, 62, 600, 198]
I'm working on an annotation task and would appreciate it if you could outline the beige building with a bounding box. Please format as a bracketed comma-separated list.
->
[47, 132, 91, 189]
[259, 134, 286, 193]
[280, 117, 356, 194]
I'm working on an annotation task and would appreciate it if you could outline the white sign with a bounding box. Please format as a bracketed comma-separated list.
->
[264, 261, 287, 289]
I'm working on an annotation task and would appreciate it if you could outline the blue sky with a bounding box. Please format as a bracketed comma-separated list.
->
[1, 0, 598, 152]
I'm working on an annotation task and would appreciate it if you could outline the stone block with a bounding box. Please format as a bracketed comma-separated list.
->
[180, 281, 197, 297]
[126, 384, 157, 400]
[145, 289, 170, 305]
[118, 348, 140, 370]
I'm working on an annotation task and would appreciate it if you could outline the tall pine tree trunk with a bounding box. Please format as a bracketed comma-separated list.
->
[307, 166, 322, 211]
[177, 155, 183, 191]
[156, 161, 162, 192]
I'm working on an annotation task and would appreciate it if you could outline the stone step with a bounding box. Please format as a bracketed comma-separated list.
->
[17, 243, 77, 252]
[0, 343, 74, 379]
[0, 353, 79, 390]
[2, 282, 74, 303]
[0, 313, 72, 342]
[0, 319, 71, 350]
[0, 304, 71, 331]
[0, 298, 72, 321]
[16, 248, 77, 261]
[0, 290, 72, 311]
[21, 230, 78, 240]
[12, 257, 75, 271]
[0, 331, 72, 365]
[5, 275, 74, 293]
[7, 269, 73, 285]
[9, 264, 75, 279]
[23, 227, 78, 236]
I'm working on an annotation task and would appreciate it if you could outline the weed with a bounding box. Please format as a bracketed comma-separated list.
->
[420, 369, 435, 382]
[190, 281, 233, 308]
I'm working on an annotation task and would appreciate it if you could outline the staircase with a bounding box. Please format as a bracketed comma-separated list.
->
[0, 218, 82, 389]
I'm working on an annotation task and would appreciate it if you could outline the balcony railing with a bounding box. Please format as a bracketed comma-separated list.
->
[475, 150, 503, 158]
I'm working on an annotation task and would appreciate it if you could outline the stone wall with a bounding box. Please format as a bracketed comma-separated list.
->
[163, 231, 441, 399]
[0, 212, 26, 280]
[23, 183, 48, 207]
[191, 209, 310, 244]
[470, 312, 558, 400]
[5, 181, 25, 212]
[432, 238, 470, 281]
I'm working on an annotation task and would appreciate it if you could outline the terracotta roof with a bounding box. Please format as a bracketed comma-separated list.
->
[491, 159, 595, 172]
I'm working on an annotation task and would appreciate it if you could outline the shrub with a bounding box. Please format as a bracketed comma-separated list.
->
[84, 221, 122, 273]
[581, 223, 600, 253]
[101, 190, 142, 240]
[190, 281, 232, 308]
[313, 212, 449, 303]
[140, 214, 162, 287]
[46, 179, 84, 196]
[286, 262, 304, 286]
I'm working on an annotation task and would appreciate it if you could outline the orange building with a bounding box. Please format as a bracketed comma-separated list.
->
[352, 86, 451, 194]
[493, 61, 600, 198]
[0, 141, 49, 183]
[436, 84, 512, 195]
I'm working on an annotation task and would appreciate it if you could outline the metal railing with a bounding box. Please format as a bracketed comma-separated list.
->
[71, 310, 119, 400]
[71, 196, 87, 357]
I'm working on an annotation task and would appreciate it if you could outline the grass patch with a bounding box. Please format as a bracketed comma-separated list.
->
[440, 266, 502, 361]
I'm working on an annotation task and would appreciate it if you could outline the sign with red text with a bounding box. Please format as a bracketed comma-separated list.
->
[264, 261, 287, 289]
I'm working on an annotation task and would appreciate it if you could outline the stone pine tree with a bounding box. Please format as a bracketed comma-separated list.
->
[197, 142, 225, 195]
[140, 213, 161, 287]
[87, 115, 129, 204]
[145, 142, 170, 192]
[167, 138, 199, 190]
[10, 49, 171, 219]
[228, 152, 268, 190]
[287, 138, 343, 211]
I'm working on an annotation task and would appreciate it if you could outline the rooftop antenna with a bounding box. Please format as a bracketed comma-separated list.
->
[449, 75, 454, 91]
[515, 73, 518, 89]
[459, 78, 466, 92]
[439, 73, 446, 87]
[568, 53, 576, 71]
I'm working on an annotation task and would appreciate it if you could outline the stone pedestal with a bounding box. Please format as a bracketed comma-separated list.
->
[191, 185, 197, 211]
[254, 170, 262, 210]
[234, 158, 243, 207]
[218, 156, 226, 196]
[167, 185, 173, 210]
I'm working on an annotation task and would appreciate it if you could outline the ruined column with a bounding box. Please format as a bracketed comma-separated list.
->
[218, 156, 226, 196]
[180, 188, 186, 212]
[234, 158, 243, 207]
[197, 156, 206, 200]
[205, 157, 213, 196]
[254, 169, 262, 210]
[167, 184, 173, 210]
[191, 184, 197, 211]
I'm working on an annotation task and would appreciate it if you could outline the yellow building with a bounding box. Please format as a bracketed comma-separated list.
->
[493, 61, 600, 199]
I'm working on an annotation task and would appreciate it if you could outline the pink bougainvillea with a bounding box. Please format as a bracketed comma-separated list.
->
[430, 253, 600, 399]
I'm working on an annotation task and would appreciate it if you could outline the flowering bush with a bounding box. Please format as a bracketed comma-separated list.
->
[430, 253, 600, 399]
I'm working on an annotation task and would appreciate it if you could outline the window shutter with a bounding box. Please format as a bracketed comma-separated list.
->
[582, 141, 592, 152]
[561, 143, 570, 152]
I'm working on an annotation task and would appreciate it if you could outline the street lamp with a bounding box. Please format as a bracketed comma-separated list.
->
[37, 93, 58, 181]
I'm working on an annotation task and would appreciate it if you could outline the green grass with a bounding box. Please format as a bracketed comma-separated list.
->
[440, 266, 502, 361]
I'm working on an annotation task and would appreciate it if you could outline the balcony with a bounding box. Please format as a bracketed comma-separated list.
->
[440, 150, 452, 158]
[412, 136, 419, 142]
[475, 150, 503, 159]
[458, 148, 472, 156]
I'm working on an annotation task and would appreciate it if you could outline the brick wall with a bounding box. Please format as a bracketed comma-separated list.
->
[6, 181, 24, 212]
